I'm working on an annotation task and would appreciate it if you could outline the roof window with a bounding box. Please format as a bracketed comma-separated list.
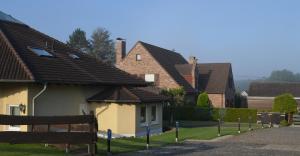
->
[30, 47, 53, 57]
[69, 54, 80, 59]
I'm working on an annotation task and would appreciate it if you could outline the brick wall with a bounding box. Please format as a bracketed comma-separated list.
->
[117, 42, 180, 89]
[208, 94, 225, 108]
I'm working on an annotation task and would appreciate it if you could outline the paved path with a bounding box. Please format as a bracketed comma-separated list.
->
[119, 127, 300, 156]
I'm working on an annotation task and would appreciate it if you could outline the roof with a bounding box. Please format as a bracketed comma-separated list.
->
[0, 11, 24, 25]
[175, 64, 193, 75]
[138, 41, 196, 93]
[248, 82, 300, 97]
[0, 13, 146, 86]
[87, 86, 169, 103]
[197, 63, 232, 94]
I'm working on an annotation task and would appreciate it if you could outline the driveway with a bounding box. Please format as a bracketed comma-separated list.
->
[119, 127, 300, 156]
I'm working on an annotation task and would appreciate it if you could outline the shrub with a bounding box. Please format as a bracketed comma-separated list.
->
[273, 93, 297, 113]
[212, 108, 257, 123]
[280, 120, 289, 127]
[196, 92, 211, 108]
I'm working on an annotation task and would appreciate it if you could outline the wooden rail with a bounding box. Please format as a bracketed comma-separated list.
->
[0, 112, 98, 156]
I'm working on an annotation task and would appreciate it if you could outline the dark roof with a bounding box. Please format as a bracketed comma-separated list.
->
[197, 63, 232, 94]
[138, 41, 196, 93]
[175, 64, 193, 75]
[0, 18, 146, 85]
[248, 82, 300, 97]
[87, 86, 169, 103]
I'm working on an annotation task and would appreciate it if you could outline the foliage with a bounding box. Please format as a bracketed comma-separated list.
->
[160, 87, 185, 107]
[234, 92, 248, 108]
[273, 93, 297, 113]
[66, 28, 90, 53]
[67, 27, 115, 64]
[89, 28, 115, 63]
[268, 69, 300, 82]
[280, 120, 290, 127]
[196, 92, 211, 108]
[164, 107, 257, 123]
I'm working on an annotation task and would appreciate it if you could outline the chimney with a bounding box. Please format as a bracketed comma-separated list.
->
[115, 38, 126, 66]
[188, 56, 197, 64]
[188, 56, 198, 90]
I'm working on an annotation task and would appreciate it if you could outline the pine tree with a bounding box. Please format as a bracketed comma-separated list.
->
[66, 28, 90, 53]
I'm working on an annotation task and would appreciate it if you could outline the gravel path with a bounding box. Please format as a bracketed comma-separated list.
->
[118, 127, 300, 156]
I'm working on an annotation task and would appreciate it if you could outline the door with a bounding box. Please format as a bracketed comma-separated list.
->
[8, 105, 21, 131]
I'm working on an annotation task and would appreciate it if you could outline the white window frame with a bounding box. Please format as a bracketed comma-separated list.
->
[145, 74, 155, 82]
[136, 54, 141, 61]
[150, 105, 158, 124]
[8, 105, 21, 131]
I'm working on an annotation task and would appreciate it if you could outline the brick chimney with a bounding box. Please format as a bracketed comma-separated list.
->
[188, 56, 198, 90]
[115, 38, 126, 66]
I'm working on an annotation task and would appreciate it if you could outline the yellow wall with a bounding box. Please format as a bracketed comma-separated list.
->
[0, 84, 29, 131]
[90, 103, 137, 136]
[90, 102, 163, 137]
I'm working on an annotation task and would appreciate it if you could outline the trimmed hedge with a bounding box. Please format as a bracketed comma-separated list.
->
[163, 107, 257, 123]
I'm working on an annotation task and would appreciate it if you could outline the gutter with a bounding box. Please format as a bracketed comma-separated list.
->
[32, 83, 47, 116]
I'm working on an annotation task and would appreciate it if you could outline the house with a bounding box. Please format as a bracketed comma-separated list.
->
[115, 38, 235, 107]
[0, 11, 167, 137]
[246, 82, 300, 111]
[116, 39, 197, 104]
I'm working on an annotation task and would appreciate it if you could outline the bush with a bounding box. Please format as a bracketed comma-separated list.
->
[273, 93, 297, 113]
[280, 120, 289, 127]
[163, 106, 257, 123]
[196, 92, 211, 108]
[212, 108, 257, 123]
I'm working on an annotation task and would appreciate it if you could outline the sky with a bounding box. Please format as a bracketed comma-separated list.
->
[1, 0, 300, 80]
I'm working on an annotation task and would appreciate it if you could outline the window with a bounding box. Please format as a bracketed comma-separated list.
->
[29, 47, 53, 57]
[69, 54, 80, 59]
[136, 54, 141, 61]
[145, 74, 155, 82]
[140, 106, 146, 123]
[151, 106, 157, 122]
[8, 105, 20, 131]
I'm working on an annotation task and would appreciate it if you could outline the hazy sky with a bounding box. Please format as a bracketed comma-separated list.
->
[1, 0, 300, 80]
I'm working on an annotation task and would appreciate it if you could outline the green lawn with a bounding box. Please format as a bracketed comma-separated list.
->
[0, 123, 259, 155]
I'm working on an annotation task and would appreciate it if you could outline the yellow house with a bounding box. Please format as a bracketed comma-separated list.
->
[0, 11, 167, 137]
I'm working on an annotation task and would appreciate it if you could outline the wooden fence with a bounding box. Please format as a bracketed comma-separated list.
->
[0, 112, 98, 156]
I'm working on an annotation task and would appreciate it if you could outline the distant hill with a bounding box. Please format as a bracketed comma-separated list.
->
[235, 79, 254, 92]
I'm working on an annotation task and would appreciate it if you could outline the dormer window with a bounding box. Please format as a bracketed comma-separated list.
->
[29, 47, 53, 57]
[136, 54, 141, 61]
[69, 54, 80, 59]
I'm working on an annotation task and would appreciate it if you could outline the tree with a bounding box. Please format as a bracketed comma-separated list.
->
[268, 69, 300, 82]
[273, 93, 297, 113]
[89, 27, 115, 63]
[66, 28, 90, 53]
[196, 92, 211, 108]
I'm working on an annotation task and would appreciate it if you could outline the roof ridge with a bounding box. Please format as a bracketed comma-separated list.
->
[138, 41, 183, 55]
[0, 29, 35, 80]
[121, 86, 141, 102]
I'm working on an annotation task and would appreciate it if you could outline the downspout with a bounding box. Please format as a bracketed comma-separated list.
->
[32, 83, 48, 116]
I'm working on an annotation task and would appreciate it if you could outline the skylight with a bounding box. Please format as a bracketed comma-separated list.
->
[30, 48, 53, 57]
[69, 54, 80, 59]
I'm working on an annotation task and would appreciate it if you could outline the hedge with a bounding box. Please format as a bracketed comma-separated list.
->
[163, 107, 257, 123]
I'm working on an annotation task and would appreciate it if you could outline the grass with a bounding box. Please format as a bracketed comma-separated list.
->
[0, 122, 259, 155]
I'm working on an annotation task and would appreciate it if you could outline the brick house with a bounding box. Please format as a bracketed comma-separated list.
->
[115, 39, 235, 107]
[246, 82, 300, 111]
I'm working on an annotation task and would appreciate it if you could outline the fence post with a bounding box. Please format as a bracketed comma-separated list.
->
[89, 111, 95, 156]
[107, 129, 112, 154]
[269, 113, 273, 128]
[175, 121, 179, 142]
[66, 124, 71, 153]
[248, 116, 252, 131]
[217, 119, 221, 137]
[146, 125, 150, 149]
[238, 117, 241, 134]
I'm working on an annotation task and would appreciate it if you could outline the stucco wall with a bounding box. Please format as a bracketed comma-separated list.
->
[0, 84, 29, 131]
[117, 42, 180, 89]
[208, 94, 225, 108]
[28, 84, 100, 116]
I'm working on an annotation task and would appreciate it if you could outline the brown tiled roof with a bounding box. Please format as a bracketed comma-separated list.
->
[0, 20, 146, 85]
[175, 64, 193, 75]
[197, 63, 232, 94]
[248, 82, 300, 97]
[139, 41, 196, 93]
[87, 86, 169, 103]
